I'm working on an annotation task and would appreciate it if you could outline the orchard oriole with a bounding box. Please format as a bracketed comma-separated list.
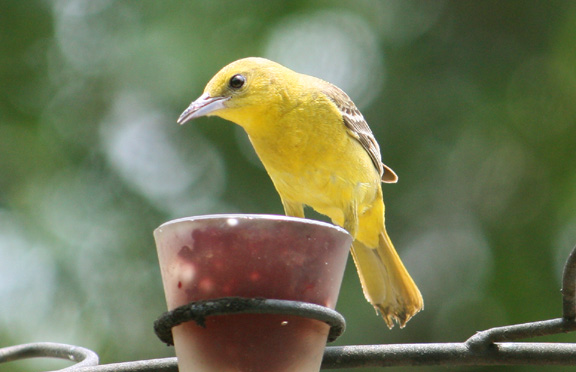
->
[178, 57, 423, 328]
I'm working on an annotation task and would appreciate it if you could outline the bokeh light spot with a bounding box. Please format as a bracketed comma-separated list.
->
[264, 9, 385, 109]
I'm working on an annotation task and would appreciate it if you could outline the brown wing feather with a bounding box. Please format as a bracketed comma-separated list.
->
[320, 82, 398, 183]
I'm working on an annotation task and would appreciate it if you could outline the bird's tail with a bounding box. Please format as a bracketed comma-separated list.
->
[350, 229, 423, 328]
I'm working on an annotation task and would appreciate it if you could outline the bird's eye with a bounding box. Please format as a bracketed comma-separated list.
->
[229, 74, 246, 89]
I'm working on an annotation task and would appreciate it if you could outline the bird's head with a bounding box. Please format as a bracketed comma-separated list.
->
[177, 57, 291, 127]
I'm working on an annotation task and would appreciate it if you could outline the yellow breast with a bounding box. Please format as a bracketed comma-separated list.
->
[245, 97, 381, 221]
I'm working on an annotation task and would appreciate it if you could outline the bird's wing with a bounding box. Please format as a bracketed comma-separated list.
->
[321, 82, 397, 183]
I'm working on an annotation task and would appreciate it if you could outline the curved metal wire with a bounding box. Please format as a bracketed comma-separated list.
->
[0, 342, 99, 371]
[154, 297, 346, 344]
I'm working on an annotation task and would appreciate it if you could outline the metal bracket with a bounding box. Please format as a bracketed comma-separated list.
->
[2, 244, 576, 370]
[154, 297, 346, 344]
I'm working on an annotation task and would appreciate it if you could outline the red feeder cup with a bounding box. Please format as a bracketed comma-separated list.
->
[154, 214, 352, 372]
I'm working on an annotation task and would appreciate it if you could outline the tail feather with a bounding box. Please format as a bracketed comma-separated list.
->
[350, 230, 423, 328]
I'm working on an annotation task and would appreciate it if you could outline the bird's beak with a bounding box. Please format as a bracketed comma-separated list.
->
[177, 93, 229, 125]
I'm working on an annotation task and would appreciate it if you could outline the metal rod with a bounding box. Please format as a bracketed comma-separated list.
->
[71, 357, 178, 372]
[321, 342, 576, 369]
[63, 341, 576, 371]
[61, 339, 576, 371]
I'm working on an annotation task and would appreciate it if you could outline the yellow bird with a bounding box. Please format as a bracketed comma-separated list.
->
[177, 57, 423, 328]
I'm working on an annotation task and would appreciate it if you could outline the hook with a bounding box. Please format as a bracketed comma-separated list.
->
[562, 245, 576, 320]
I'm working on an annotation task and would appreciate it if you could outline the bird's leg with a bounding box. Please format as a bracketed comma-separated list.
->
[342, 200, 359, 238]
[281, 199, 305, 218]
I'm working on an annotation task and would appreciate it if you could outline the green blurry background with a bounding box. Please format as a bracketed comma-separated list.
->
[1, 1, 575, 371]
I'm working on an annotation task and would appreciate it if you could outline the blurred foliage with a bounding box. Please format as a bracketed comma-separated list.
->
[1, 1, 576, 371]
